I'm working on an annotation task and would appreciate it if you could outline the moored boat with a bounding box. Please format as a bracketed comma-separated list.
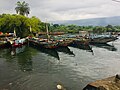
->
[89, 36, 118, 44]
[0, 33, 13, 48]
[57, 39, 73, 47]
[0, 41, 10, 48]
[83, 74, 120, 90]
[10, 38, 28, 48]
[69, 38, 89, 47]
[89, 34, 118, 44]
[29, 37, 58, 49]
[42, 41, 58, 49]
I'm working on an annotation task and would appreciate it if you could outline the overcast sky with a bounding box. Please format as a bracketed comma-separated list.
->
[0, 0, 120, 22]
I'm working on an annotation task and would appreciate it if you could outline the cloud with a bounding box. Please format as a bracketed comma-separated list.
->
[0, 0, 120, 21]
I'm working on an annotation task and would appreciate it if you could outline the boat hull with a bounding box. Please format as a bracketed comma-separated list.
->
[11, 38, 28, 48]
[0, 42, 11, 48]
[89, 37, 118, 44]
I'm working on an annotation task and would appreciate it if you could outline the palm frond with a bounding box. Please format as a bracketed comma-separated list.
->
[15, 1, 30, 16]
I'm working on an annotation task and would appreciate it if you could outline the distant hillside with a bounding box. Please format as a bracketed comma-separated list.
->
[51, 16, 120, 26]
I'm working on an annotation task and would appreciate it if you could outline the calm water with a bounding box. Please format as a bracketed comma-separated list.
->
[0, 38, 120, 90]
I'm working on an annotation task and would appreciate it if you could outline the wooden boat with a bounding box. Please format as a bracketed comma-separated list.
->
[0, 33, 13, 48]
[57, 39, 73, 47]
[29, 38, 58, 49]
[92, 43, 117, 51]
[39, 20, 58, 49]
[29, 40, 60, 60]
[70, 38, 89, 47]
[10, 38, 28, 48]
[89, 34, 118, 44]
[0, 41, 11, 48]
[0, 42, 7, 48]
[89, 36, 118, 44]
[53, 35, 73, 47]
[83, 75, 120, 90]
[56, 46, 75, 56]
[42, 41, 58, 49]
[69, 39, 93, 53]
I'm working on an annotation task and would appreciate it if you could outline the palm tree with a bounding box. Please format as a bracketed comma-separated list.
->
[15, 1, 30, 16]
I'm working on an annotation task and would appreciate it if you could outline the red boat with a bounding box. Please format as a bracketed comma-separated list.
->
[11, 38, 28, 48]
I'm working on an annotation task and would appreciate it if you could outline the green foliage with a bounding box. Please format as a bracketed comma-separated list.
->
[27, 16, 42, 32]
[1, 14, 120, 38]
[0, 14, 43, 37]
[49, 24, 94, 33]
[93, 26, 105, 33]
[15, 1, 30, 16]
[106, 24, 115, 32]
[49, 24, 120, 34]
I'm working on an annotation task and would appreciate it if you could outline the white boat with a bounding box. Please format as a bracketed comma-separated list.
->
[11, 38, 28, 48]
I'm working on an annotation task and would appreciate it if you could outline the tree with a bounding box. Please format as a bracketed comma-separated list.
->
[106, 25, 115, 32]
[0, 14, 42, 37]
[15, 1, 30, 16]
[27, 16, 42, 33]
[93, 26, 105, 34]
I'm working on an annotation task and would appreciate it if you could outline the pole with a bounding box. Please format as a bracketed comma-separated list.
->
[46, 19, 49, 41]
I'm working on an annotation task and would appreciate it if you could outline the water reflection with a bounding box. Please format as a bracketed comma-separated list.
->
[56, 46, 75, 56]
[92, 43, 117, 51]
[0, 48, 14, 61]
[11, 45, 26, 55]
[40, 48, 60, 60]
[0, 38, 120, 90]
[0, 46, 38, 72]
[29, 44, 60, 60]
[69, 44, 93, 53]
[11, 46, 34, 71]
[17, 51, 33, 71]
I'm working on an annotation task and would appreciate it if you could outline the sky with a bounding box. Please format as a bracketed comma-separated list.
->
[0, 0, 120, 22]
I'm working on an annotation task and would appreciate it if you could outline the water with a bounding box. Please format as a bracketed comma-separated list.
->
[0, 38, 120, 90]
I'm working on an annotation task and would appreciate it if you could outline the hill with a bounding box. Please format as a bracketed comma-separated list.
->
[51, 16, 120, 26]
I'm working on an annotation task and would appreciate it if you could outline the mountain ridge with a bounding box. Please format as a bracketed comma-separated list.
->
[51, 16, 120, 26]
